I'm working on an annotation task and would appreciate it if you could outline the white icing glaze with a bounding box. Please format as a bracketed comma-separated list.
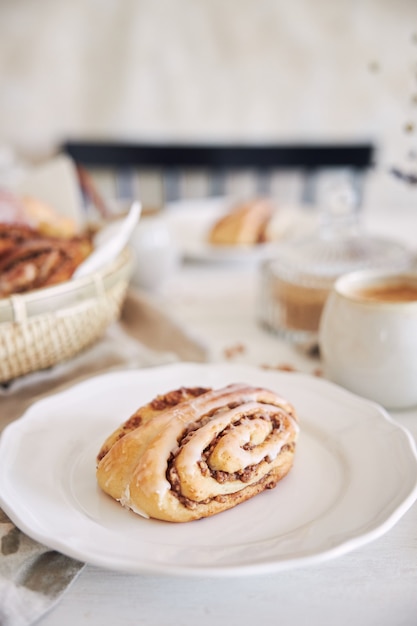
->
[175, 402, 298, 501]
[118, 485, 150, 519]
[119, 484, 131, 507]
[128, 384, 298, 508]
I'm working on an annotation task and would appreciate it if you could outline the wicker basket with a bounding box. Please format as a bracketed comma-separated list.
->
[0, 247, 133, 383]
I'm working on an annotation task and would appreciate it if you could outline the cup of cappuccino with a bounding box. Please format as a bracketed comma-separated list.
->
[319, 270, 417, 409]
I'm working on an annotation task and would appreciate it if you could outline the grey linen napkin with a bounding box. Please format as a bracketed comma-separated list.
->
[0, 288, 208, 626]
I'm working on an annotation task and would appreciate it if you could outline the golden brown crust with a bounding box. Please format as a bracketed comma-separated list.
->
[96, 383, 299, 523]
[208, 199, 274, 246]
[96, 386, 210, 463]
[20, 196, 78, 238]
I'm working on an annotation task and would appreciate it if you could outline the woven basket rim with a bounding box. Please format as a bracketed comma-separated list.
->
[0, 247, 133, 324]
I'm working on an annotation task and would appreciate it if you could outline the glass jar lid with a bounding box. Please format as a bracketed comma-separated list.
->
[266, 231, 413, 290]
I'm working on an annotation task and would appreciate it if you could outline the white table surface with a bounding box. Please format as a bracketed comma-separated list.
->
[39, 205, 417, 626]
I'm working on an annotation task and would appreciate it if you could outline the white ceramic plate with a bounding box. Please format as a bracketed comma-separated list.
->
[1, 363, 417, 577]
[164, 199, 302, 263]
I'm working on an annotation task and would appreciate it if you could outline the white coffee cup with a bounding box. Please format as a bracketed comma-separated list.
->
[319, 269, 417, 409]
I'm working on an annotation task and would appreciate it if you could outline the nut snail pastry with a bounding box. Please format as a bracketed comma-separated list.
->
[96, 383, 299, 522]
[0, 231, 92, 297]
[208, 199, 274, 246]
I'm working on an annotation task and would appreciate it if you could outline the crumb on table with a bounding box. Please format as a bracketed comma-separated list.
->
[261, 363, 323, 377]
[261, 363, 297, 372]
[223, 343, 246, 359]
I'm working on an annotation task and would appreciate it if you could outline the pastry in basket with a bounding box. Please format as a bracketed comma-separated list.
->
[208, 199, 274, 246]
[0, 189, 79, 239]
[0, 223, 39, 260]
[20, 195, 79, 238]
[0, 232, 93, 298]
[96, 383, 299, 522]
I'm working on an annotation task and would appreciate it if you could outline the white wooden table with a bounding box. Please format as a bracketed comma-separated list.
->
[39, 205, 417, 626]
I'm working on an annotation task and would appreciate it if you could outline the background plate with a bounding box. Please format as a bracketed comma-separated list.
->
[164, 199, 304, 263]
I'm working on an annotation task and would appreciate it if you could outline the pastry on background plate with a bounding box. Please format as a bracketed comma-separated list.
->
[96, 383, 299, 523]
[208, 198, 274, 246]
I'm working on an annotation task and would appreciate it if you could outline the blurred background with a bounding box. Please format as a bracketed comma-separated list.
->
[0, 0, 416, 208]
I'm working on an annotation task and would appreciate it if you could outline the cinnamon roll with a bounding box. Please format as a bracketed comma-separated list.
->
[208, 199, 274, 246]
[96, 383, 299, 522]
[0, 233, 92, 297]
[0, 223, 39, 260]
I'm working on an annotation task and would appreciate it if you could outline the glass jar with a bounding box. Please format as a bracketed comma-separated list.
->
[259, 181, 414, 350]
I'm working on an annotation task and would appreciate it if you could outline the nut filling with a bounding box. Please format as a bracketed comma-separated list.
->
[166, 406, 295, 510]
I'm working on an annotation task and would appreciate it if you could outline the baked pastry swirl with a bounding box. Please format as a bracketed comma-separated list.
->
[0, 223, 38, 260]
[0, 228, 92, 298]
[208, 199, 274, 246]
[96, 383, 299, 522]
